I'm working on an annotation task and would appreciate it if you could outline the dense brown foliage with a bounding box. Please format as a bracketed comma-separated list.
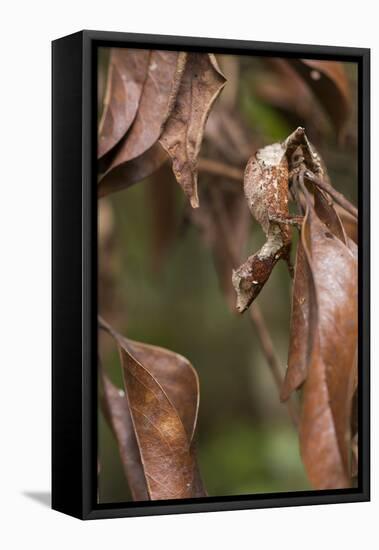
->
[98, 48, 358, 500]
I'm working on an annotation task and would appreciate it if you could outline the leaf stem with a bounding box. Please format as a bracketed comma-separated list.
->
[304, 170, 358, 219]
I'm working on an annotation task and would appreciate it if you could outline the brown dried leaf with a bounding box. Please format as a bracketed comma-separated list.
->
[99, 51, 185, 183]
[350, 353, 358, 480]
[124, 339, 199, 443]
[100, 372, 148, 501]
[313, 186, 358, 257]
[280, 240, 312, 401]
[335, 204, 358, 244]
[98, 143, 167, 198]
[159, 53, 226, 208]
[350, 354, 358, 479]
[300, 332, 350, 489]
[98, 48, 150, 158]
[100, 321, 206, 500]
[283, 202, 358, 488]
[313, 186, 347, 244]
[351, 432, 358, 478]
[288, 59, 351, 136]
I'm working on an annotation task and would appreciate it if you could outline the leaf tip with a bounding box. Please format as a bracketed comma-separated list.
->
[279, 384, 290, 403]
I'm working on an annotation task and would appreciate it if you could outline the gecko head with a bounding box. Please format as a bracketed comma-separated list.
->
[232, 254, 276, 313]
[232, 270, 264, 313]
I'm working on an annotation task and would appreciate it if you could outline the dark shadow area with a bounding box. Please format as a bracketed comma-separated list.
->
[23, 491, 51, 508]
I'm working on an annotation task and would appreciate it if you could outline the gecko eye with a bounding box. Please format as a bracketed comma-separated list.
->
[292, 153, 303, 163]
[291, 146, 304, 166]
[241, 279, 252, 291]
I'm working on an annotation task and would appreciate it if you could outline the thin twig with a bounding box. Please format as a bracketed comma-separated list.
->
[248, 307, 298, 427]
[247, 307, 285, 391]
[209, 187, 299, 427]
[198, 157, 244, 182]
[304, 170, 358, 219]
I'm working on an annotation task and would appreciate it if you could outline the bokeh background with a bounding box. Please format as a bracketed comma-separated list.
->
[98, 52, 358, 503]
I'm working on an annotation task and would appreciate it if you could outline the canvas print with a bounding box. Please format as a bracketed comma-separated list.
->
[97, 48, 358, 504]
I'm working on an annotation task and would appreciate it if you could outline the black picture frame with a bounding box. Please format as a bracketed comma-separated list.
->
[52, 30, 370, 520]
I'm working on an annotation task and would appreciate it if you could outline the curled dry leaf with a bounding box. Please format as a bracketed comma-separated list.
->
[100, 372, 148, 501]
[159, 53, 226, 208]
[283, 126, 325, 177]
[313, 186, 347, 244]
[280, 240, 311, 402]
[335, 204, 358, 244]
[313, 184, 357, 256]
[351, 432, 358, 478]
[100, 320, 206, 500]
[350, 354, 358, 479]
[110, 50, 184, 162]
[98, 52, 225, 205]
[98, 48, 150, 158]
[300, 328, 350, 489]
[98, 143, 168, 198]
[288, 59, 351, 136]
[280, 185, 350, 400]
[98, 51, 184, 190]
[282, 201, 357, 489]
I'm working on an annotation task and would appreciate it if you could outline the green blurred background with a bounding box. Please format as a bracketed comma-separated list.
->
[98, 53, 357, 503]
